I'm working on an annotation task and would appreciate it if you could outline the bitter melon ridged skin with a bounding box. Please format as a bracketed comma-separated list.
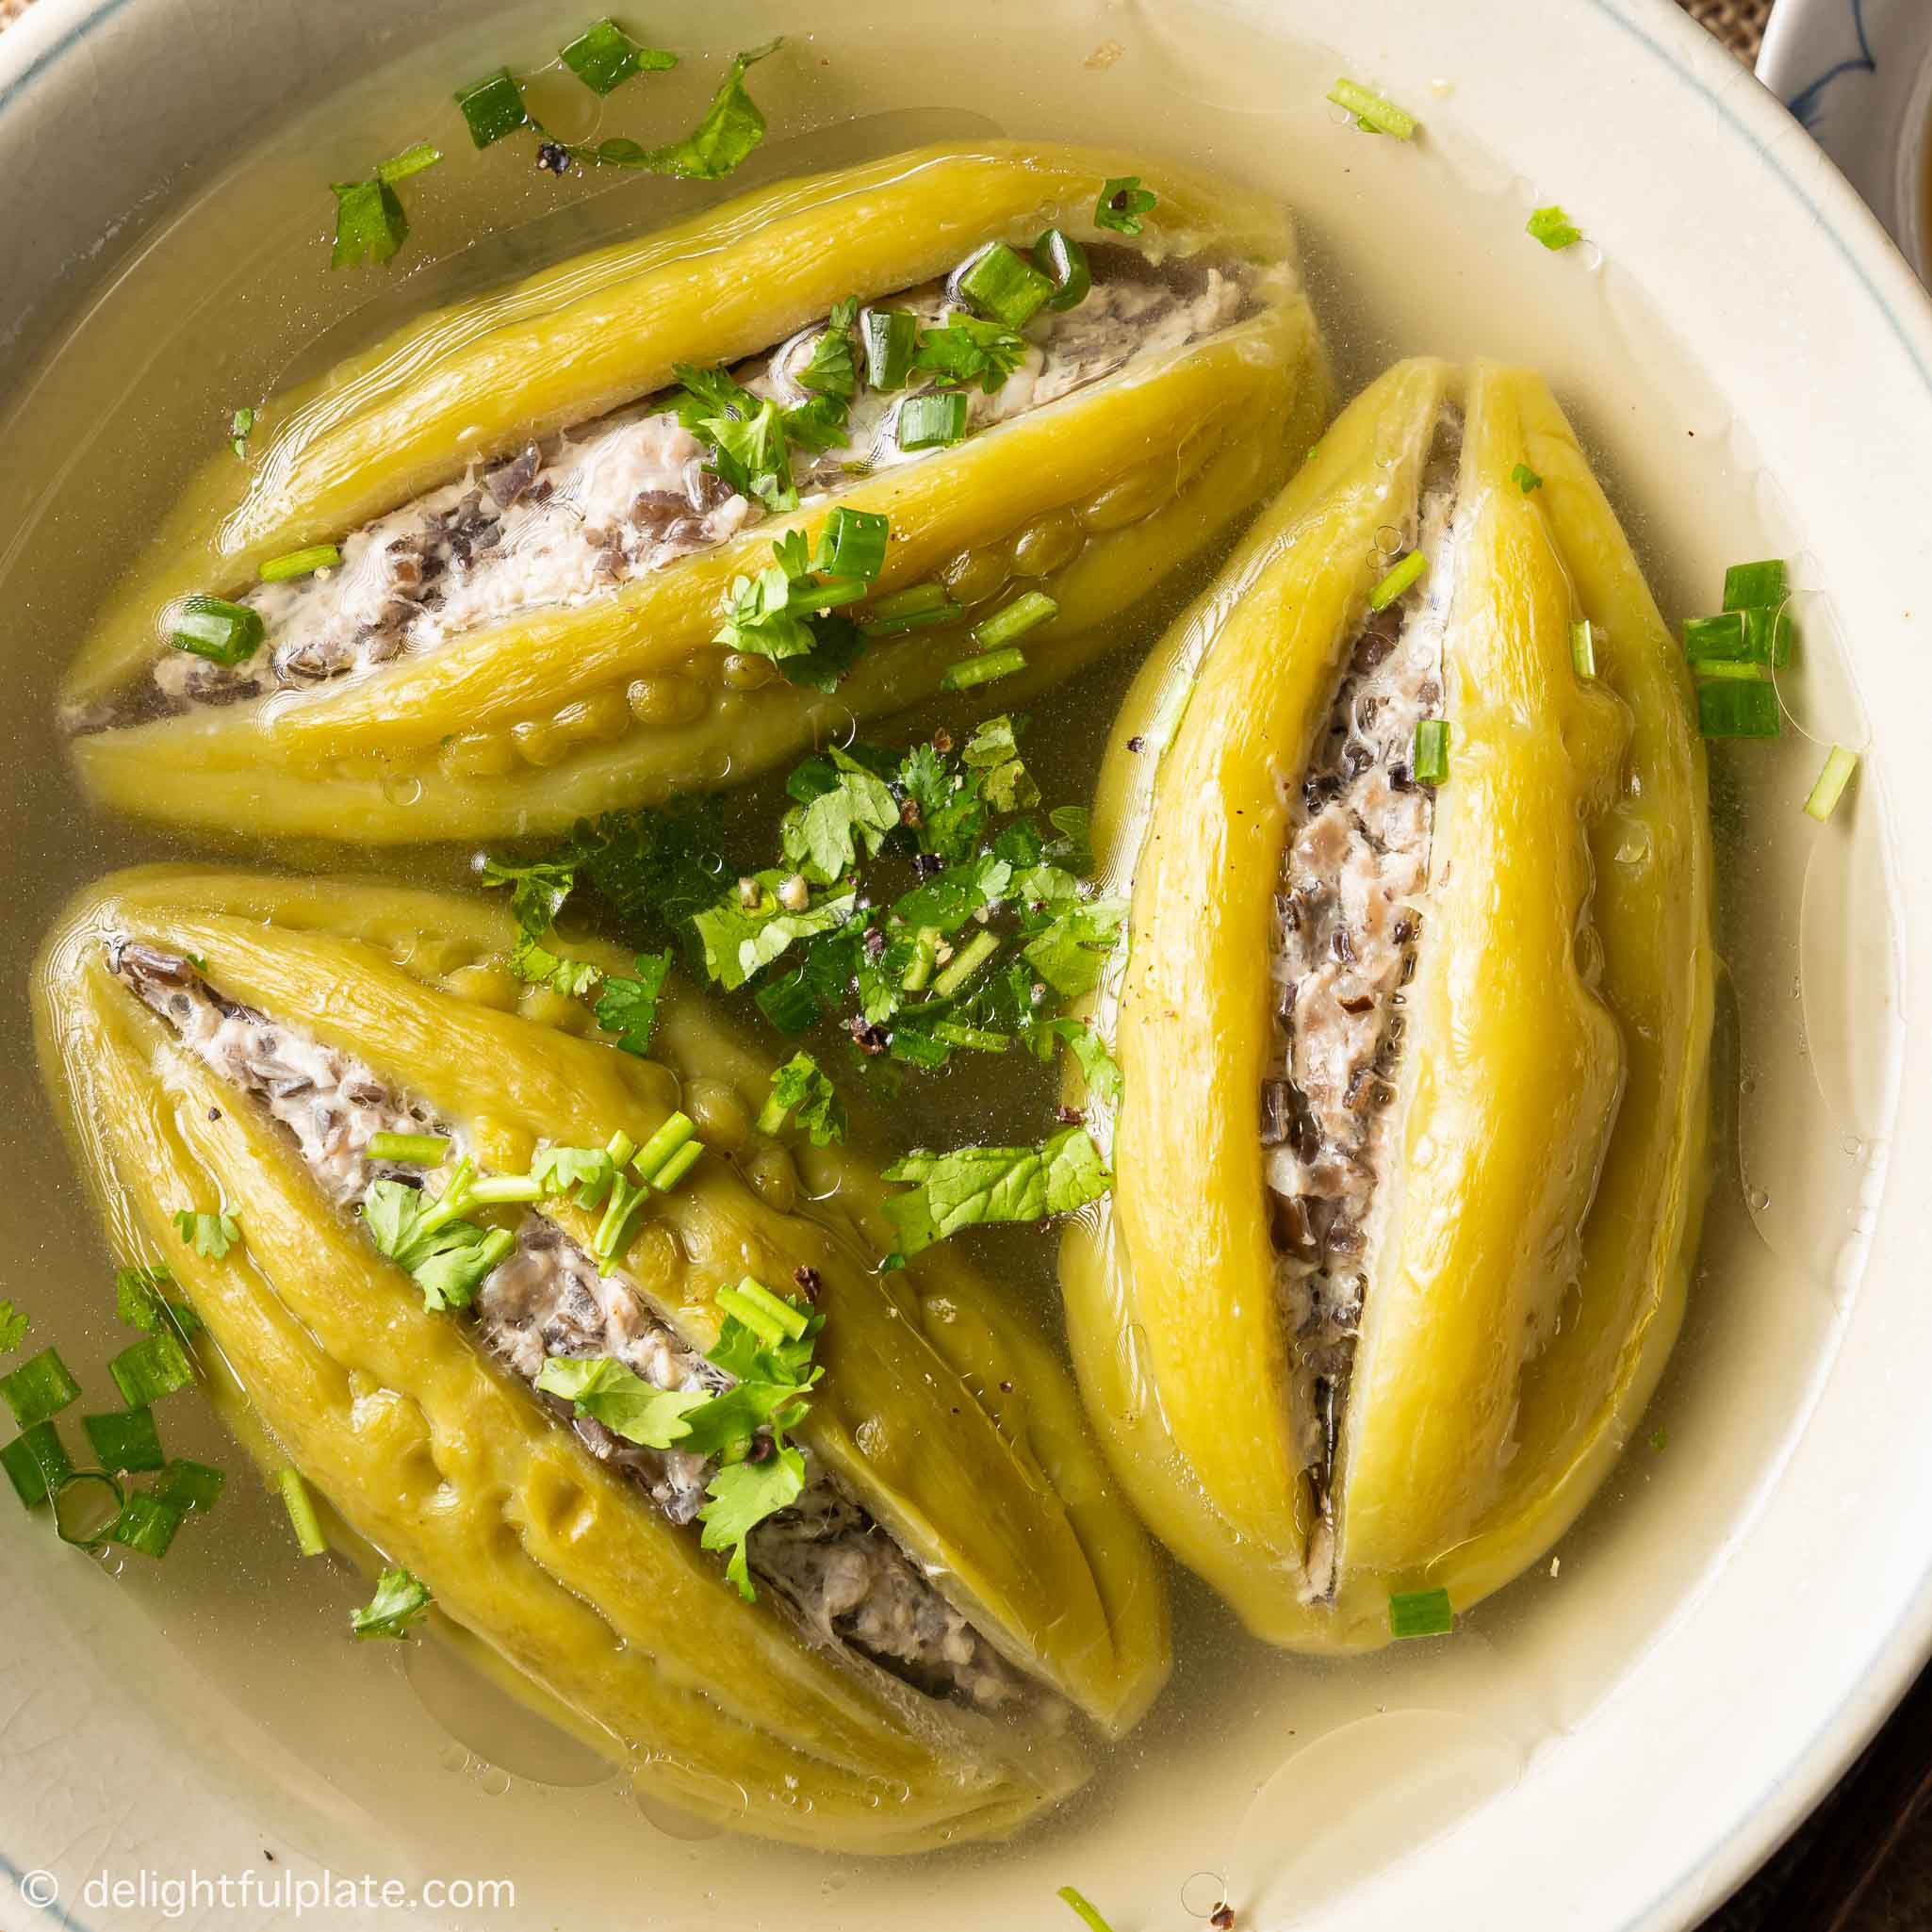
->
[64, 144, 1329, 844]
[33, 868, 1170, 1850]
[1059, 361, 1715, 1649]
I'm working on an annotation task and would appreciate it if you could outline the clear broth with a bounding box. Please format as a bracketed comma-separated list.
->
[0, 3, 1900, 1928]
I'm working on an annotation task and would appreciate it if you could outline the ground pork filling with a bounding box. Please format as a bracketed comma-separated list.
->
[119, 249, 1266, 726]
[1264, 410, 1464, 1599]
[111, 940, 1034, 1712]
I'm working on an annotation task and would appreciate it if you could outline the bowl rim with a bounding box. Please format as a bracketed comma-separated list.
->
[2, 2, 1932, 1929]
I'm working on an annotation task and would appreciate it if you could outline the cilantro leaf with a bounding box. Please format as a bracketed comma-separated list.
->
[584, 39, 780, 181]
[1095, 175, 1157, 236]
[532, 1143, 617, 1203]
[695, 880, 858, 991]
[1044, 1019, 1124, 1109]
[0, 1300, 26, 1353]
[559, 17, 676, 94]
[779, 749, 899, 883]
[172, 1210, 240, 1260]
[961, 714, 1040, 812]
[595, 952, 672, 1055]
[360, 1180, 506, 1312]
[776, 614, 867, 693]
[715, 561, 818, 658]
[511, 931, 601, 998]
[329, 178, 408, 270]
[759, 1050, 847, 1146]
[542, 798, 738, 958]
[481, 854, 578, 936]
[882, 1125, 1112, 1253]
[535, 1356, 712, 1448]
[699, 1446, 806, 1600]
[352, 1565, 434, 1640]
[912, 316, 1029, 395]
[1021, 897, 1126, 997]
[114, 1265, 203, 1339]
[798, 299, 859, 400]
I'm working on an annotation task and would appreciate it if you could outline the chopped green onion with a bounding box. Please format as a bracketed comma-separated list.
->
[110, 1491, 184, 1559]
[1413, 717, 1450, 786]
[560, 17, 675, 93]
[605, 1128, 638, 1169]
[1571, 618, 1597, 679]
[473, 1227, 517, 1276]
[594, 1174, 649, 1261]
[2, 1420, 74, 1509]
[958, 241, 1056, 330]
[1389, 1585, 1455, 1639]
[972, 590, 1058, 651]
[108, 1331, 196, 1407]
[276, 1465, 328, 1557]
[1032, 228, 1092, 311]
[329, 177, 408, 270]
[169, 595, 265, 666]
[1697, 678, 1781, 739]
[897, 391, 969, 452]
[862, 581, 959, 636]
[1056, 1886, 1117, 1932]
[932, 927, 1001, 999]
[1094, 175, 1157, 234]
[454, 67, 529, 148]
[717, 1275, 810, 1343]
[1724, 559, 1788, 612]
[367, 1131, 450, 1165]
[812, 506, 890, 582]
[1512, 462, 1543, 493]
[633, 1111, 696, 1183]
[465, 1174, 545, 1205]
[1328, 77, 1417, 139]
[863, 308, 920, 391]
[54, 1469, 124, 1549]
[1695, 657, 1766, 682]
[84, 1406, 165, 1474]
[258, 543, 341, 582]
[376, 141, 443, 187]
[1744, 605, 1793, 667]
[649, 1138, 706, 1193]
[1368, 549, 1428, 610]
[2, 1348, 82, 1429]
[941, 647, 1025, 691]
[1683, 612, 1751, 665]
[230, 406, 255, 459]
[1803, 745, 1859, 823]
[151, 1459, 226, 1514]
[1526, 205, 1582, 251]
[902, 926, 941, 993]
[933, 1022, 1010, 1053]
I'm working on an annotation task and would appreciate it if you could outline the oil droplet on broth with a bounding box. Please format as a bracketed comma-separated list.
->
[630, 1771, 738, 1843]
[404, 1636, 614, 1789]
[1179, 1868, 1229, 1917]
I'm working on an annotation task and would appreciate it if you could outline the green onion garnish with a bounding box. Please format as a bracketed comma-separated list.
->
[377, 141, 444, 187]
[1683, 610, 1792, 668]
[812, 506, 890, 583]
[258, 543, 341, 582]
[1697, 678, 1781, 738]
[276, 1465, 328, 1557]
[941, 647, 1025, 691]
[594, 1174, 649, 1261]
[109, 1491, 184, 1560]
[1571, 618, 1597, 679]
[1527, 205, 1582, 251]
[605, 1128, 638, 1169]
[932, 928, 1002, 999]
[1094, 175, 1157, 234]
[54, 1469, 124, 1549]
[1, 1348, 82, 1429]
[1744, 606, 1793, 667]
[559, 17, 676, 93]
[897, 391, 969, 452]
[1328, 77, 1417, 139]
[1512, 462, 1543, 493]
[1368, 549, 1428, 610]
[84, 1406, 165, 1474]
[862, 581, 959, 636]
[465, 1174, 545, 1205]
[170, 595, 265, 666]
[972, 590, 1058, 651]
[2, 1420, 74, 1509]
[958, 241, 1056, 331]
[1803, 745, 1859, 823]
[714, 1275, 810, 1344]
[330, 177, 409, 270]
[902, 926, 941, 993]
[863, 308, 920, 391]
[151, 1459, 225, 1514]
[1413, 718, 1450, 786]
[367, 1131, 450, 1165]
[1724, 558, 1788, 612]
[649, 1138, 706, 1194]
[1056, 1886, 1118, 1932]
[1388, 1585, 1455, 1639]
[933, 1021, 1010, 1053]
[1032, 228, 1092, 312]
[454, 67, 530, 148]
[633, 1111, 696, 1183]
[108, 1331, 196, 1408]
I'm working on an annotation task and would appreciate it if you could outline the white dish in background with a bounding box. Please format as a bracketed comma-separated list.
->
[1, 3, 1931, 1930]
[1760, 0, 1932, 275]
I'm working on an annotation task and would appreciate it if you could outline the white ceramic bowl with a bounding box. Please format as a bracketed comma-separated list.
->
[2, 4, 1930, 1930]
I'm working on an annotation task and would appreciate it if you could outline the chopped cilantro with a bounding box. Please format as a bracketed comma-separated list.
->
[0, 1300, 26, 1354]
[1512, 462, 1543, 493]
[798, 297, 860, 400]
[882, 1125, 1113, 1253]
[758, 1051, 847, 1146]
[511, 931, 601, 998]
[700, 1449, 807, 1599]
[536, 1356, 712, 1447]
[696, 880, 860, 991]
[1527, 205, 1583, 251]
[579, 40, 781, 179]
[781, 748, 899, 883]
[172, 1210, 240, 1260]
[1040, 1019, 1123, 1109]
[559, 17, 676, 94]
[361, 1175, 513, 1312]
[329, 143, 443, 270]
[229, 406, 255, 459]
[481, 852, 578, 936]
[595, 952, 671, 1055]
[911, 314, 1029, 395]
[352, 1565, 434, 1640]
[113, 1265, 202, 1339]
[1094, 175, 1156, 235]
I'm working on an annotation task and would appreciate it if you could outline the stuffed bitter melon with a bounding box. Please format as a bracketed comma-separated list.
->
[63, 143, 1328, 844]
[33, 867, 1170, 1850]
[1060, 360, 1715, 1649]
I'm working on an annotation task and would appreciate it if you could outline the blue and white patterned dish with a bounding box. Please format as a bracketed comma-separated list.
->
[1760, 0, 1932, 275]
